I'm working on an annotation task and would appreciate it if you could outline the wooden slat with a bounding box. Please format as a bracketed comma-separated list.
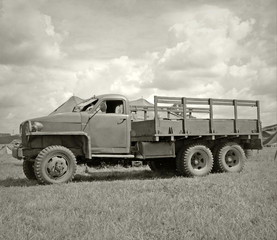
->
[256, 101, 261, 133]
[213, 99, 234, 104]
[186, 97, 210, 101]
[209, 99, 214, 133]
[234, 100, 238, 133]
[156, 96, 182, 100]
[212, 102, 234, 106]
[237, 102, 257, 107]
[186, 99, 209, 105]
[182, 97, 187, 134]
[154, 96, 158, 134]
[237, 100, 257, 106]
[156, 99, 182, 104]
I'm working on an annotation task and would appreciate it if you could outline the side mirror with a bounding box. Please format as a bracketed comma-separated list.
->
[100, 102, 107, 112]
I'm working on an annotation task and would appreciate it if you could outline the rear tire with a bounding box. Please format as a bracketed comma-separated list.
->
[34, 145, 77, 184]
[177, 145, 213, 177]
[23, 160, 36, 180]
[216, 142, 245, 173]
[211, 145, 221, 173]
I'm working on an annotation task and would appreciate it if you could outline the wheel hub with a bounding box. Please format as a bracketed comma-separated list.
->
[225, 150, 238, 167]
[192, 152, 206, 170]
[47, 156, 68, 178]
[227, 156, 233, 163]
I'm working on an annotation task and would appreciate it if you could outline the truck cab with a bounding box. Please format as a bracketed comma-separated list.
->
[76, 94, 131, 154]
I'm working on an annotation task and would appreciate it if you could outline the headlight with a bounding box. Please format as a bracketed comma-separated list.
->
[31, 122, 43, 132]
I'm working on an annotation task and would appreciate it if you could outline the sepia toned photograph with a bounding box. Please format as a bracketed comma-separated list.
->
[0, 0, 276, 239]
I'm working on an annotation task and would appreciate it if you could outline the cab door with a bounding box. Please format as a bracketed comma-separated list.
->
[88, 100, 131, 154]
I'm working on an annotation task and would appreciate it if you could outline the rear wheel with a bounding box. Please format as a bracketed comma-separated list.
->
[23, 159, 36, 180]
[34, 145, 77, 184]
[211, 145, 221, 173]
[216, 142, 245, 173]
[177, 145, 213, 177]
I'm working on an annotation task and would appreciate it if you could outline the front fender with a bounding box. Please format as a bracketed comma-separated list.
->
[28, 132, 91, 158]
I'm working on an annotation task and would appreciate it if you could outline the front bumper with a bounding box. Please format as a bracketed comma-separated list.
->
[12, 146, 24, 160]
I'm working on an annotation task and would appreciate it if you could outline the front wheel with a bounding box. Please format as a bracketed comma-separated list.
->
[216, 142, 245, 173]
[177, 145, 213, 177]
[34, 145, 77, 184]
[23, 159, 36, 180]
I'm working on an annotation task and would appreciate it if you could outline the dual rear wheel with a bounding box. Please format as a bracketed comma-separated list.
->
[149, 142, 245, 177]
[148, 144, 214, 177]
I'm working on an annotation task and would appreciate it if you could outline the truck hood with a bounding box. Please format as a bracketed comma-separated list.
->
[27, 112, 83, 132]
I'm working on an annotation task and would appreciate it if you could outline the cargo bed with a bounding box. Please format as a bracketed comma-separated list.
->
[130, 96, 262, 145]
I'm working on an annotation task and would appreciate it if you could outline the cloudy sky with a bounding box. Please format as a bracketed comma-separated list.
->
[0, 0, 276, 133]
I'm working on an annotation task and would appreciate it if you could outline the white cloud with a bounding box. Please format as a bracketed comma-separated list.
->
[6, 112, 15, 120]
[229, 17, 256, 41]
[138, 5, 275, 125]
[0, 2, 275, 133]
[74, 56, 148, 99]
[69, 5, 275, 125]
[147, 6, 256, 93]
[0, 0, 64, 66]
[0, 65, 78, 132]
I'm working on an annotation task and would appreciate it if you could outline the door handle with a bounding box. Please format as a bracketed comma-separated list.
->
[117, 118, 126, 124]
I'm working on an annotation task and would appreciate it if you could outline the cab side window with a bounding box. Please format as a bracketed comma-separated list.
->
[101, 100, 124, 114]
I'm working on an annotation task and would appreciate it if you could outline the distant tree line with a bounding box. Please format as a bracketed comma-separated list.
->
[0, 135, 20, 144]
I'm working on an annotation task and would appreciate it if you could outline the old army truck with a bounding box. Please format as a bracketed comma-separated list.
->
[12, 94, 262, 184]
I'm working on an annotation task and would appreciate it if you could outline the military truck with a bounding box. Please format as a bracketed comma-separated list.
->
[12, 94, 262, 184]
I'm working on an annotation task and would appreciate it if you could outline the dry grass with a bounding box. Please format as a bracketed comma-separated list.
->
[0, 148, 276, 240]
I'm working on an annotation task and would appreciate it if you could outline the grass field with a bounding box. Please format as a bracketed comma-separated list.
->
[0, 148, 276, 240]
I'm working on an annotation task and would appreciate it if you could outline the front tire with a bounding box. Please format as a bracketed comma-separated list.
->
[177, 145, 213, 177]
[34, 145, 77, 184]
[23, 160, 36, 180]
[216, 142, 245, 173]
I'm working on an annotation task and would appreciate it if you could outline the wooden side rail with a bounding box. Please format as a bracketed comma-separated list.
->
[130, 96, 260, 135]
[150, 96, 260, 135]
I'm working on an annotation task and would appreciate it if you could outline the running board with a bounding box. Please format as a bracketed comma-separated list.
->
[91, 154, 135, 158]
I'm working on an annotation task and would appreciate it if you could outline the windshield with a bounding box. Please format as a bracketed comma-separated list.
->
[73, 98, 98, 112]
